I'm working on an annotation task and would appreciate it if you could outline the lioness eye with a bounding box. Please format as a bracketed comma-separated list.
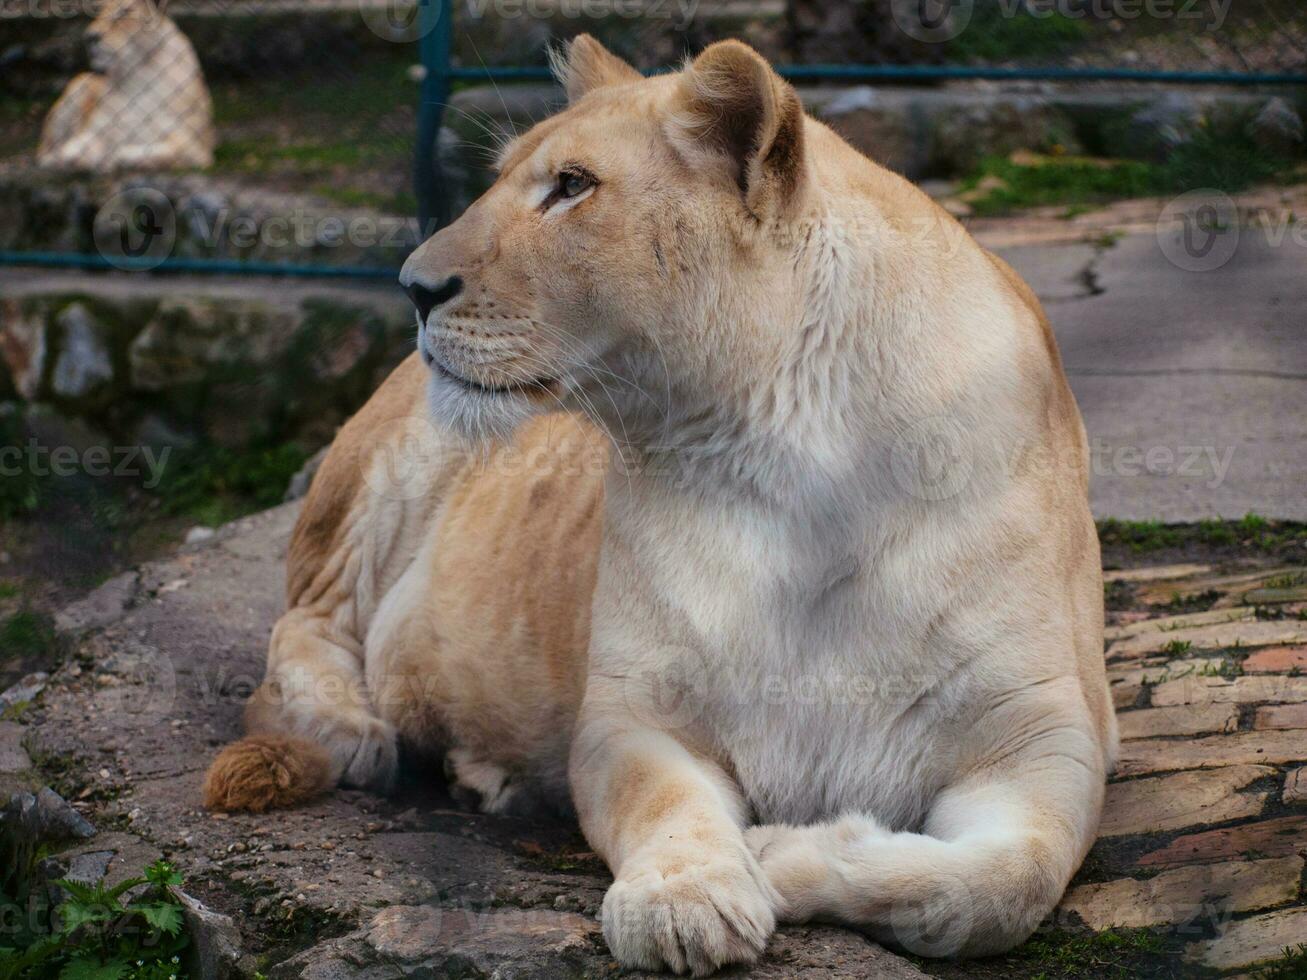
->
[559, 170, 594, 199]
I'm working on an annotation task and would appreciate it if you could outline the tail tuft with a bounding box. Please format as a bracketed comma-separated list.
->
[203, 734, 333, 813]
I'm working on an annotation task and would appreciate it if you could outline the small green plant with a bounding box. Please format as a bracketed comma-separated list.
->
[1160, 639, 1192, 656]
[0, 860, 189, 980]
[1255, 944, 1307, 980]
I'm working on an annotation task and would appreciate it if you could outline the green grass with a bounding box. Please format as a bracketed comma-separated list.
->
[948, 9, 1091, 64]
[1256, 945, 1307, 980]
[0, 610, 56, 661]
[148, 443, 310, 528]
[1097, 515, 1307, 556]
[999, 927, 1171, 978]
[960, 112, 1301, 216]
[208, 54, 413, 211]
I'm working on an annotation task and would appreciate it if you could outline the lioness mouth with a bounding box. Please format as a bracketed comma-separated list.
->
[432, 359, 556, 398]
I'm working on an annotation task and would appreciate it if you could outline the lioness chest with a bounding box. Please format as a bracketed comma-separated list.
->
[598, 489, 999, 830]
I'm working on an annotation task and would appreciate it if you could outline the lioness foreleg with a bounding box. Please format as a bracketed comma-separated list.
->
[746, 705, 1104, 958]
[204, 606, 398, 812]
[570, 696, 781, 976]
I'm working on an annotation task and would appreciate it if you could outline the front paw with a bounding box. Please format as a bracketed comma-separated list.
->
[601, 843, 779, 976]
[304, 712, 398, 794]
[745, 824, 827, 922]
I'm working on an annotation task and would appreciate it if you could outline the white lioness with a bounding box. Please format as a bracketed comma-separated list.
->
[205, 37, 1116, 972]
[38, 0, 215, 171]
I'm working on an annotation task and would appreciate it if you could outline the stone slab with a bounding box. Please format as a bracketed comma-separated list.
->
[1103, 564, 1213, 585]
[1118, 731, 1307, 776]
[1116, 704, 1239, 740]
[1249, 705, 1307, 736]
[1103, 606, 1253, 642]
[1060, 857, 1302, 930]
[0, 721, 32, 773]
[1135, 569, 1303, 608]
[1243, 646, 1307, 674]
[1284, 768, 1307, 805]
[1107, 620, 1307, 662]
[1100, 766, 1271, 837]
[1150, 675, 1307, 708]
[1188, 906, 1307, 970]
[1139, 816, 1307, 869]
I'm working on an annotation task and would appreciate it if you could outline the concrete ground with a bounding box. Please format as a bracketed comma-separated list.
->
[989, 199, 1307, 523]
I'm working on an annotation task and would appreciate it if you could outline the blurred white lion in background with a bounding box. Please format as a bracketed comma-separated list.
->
[38, 0, 214, 171]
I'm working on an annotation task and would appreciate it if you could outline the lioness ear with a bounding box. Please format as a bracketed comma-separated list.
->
[669, 40, 806, 215]
[551, 34, 641, 103]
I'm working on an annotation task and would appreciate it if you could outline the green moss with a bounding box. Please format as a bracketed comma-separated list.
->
[1011, 927, 1170, 976]
[1096, 519, 1183, 553]
[0, 610, 56, 661]
[148, 443, 310, 528]
[960, 113, 1301, 215]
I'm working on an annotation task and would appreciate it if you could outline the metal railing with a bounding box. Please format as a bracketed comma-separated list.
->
[1, 0, 1304, 276]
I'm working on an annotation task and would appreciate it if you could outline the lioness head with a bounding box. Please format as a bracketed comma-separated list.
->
[86, 0, 168, 76]
[400, 36, 811, 447]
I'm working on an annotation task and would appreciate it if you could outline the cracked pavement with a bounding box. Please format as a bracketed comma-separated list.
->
[993, 218, 1307, 521]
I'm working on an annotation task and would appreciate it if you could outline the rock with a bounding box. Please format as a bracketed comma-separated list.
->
[1121, 93, 1199, 161]
[1134, 568, 1305, 608]
[1103, 606, 1252, 642]
[1149, 675, 1307, 708]
[65, 849, 114, 883]
[1285, 767, 1306, 805]
[1254, 703, 1307, 730]
[51, 303, 113, 401]
[1, 787, 96, 847]
[0, 671, 47, 710]
[1243, 585, 1307, 605]
[283, 444, 329, 502]
[1188, 906, 1307, 970]
[1061, 856, 1302, 930]
[0, 721, 32, 773]
[1117, 730, 1307, 777]
[54, 569, 139, 633]
[1100, 765, 1272, 837]
[172, 886, 249, 980]
[816, 87, 927, 179]
[1107, 620, 1307, 661]
[185, 526, 216, 545]
[1103, 564, 1212, 584]
[1116, 703, 1238, 740]
[1111, 683, 1141, 709]
[128, 298, 298, 391]
[1107, 657, 1225, 689]
[1242, 645, 1307, 673]
[367, 904, 598, 963]
[1248, 97, 1304, 157]
[0, 302, 48, 399]
[1139, 815, 1307, 869]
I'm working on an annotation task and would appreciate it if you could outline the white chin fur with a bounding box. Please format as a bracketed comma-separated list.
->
[425, 371, 541, 446]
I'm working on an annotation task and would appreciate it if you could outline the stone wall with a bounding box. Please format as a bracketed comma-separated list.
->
[0, 170, 418, 270]
[0, 273, 412, 450]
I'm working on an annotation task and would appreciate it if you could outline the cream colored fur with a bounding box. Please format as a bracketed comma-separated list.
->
[38, 0, 214, 171]
[205, 35, 1116, 974]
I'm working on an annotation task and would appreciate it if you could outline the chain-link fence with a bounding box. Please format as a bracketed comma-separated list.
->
[1, 0, 1304, 274]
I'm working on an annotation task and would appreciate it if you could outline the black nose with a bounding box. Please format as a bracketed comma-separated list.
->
[406, 275, 463, 322]
[86, 31, 101, 45]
